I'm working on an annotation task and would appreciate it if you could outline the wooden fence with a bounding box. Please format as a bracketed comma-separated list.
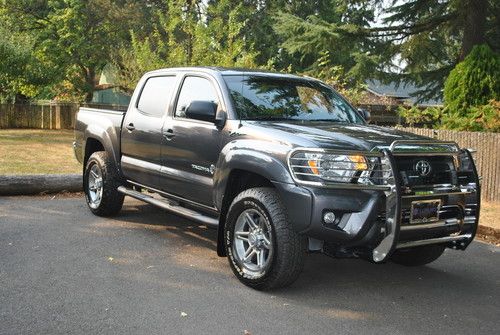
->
[0, 103, 78, 129]
[396, 127, 500, 202]
[0, 103, 126, 129]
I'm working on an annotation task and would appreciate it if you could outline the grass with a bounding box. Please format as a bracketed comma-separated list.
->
[0, 129, 81, 175]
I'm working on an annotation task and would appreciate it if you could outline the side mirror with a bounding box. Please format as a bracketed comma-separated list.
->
[358, 108, 371, 123]
[186, 100, 217, 123]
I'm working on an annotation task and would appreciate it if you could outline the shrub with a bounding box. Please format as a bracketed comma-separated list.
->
[440, 100, 500, 132]
[443, 44, 500, 116]
[398, 105, 442, 127]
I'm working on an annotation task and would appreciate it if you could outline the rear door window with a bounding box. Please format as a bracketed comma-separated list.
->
[137, 76, 176, 117]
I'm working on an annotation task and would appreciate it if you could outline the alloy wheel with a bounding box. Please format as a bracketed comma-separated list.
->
[232, 208, 273, 277]
[87, 163, 103, 209]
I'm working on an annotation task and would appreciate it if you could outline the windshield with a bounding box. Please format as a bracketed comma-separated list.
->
[223, 74, 364, 123]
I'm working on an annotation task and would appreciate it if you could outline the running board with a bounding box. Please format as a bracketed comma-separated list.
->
[117, 186, 219, 227]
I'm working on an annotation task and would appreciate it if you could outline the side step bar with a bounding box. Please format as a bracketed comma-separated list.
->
[117, 186, 219, 227]
[396, 234, 472, 249]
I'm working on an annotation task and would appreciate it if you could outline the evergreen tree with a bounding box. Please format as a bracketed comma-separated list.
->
[443, 44, 499, 114]
[273, 1, 378, 82]
[372, 0, 499, 101]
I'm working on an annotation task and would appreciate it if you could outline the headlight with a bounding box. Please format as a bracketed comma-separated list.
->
[289, 150, 386, 185]
[304, 153, 369, 182]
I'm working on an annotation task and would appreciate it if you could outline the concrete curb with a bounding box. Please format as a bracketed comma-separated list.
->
[0, 174, 82, 196]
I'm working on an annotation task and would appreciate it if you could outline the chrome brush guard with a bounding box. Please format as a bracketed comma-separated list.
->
[371, 140, 480, 263]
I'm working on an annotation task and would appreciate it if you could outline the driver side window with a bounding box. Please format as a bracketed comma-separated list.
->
[175, 76, 219, 118]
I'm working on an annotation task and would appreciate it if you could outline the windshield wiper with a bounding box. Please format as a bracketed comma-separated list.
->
[245, 116, 293, 121]
[306, 119, 345, 122]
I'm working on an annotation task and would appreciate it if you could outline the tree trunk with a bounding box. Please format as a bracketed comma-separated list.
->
[0, 174, 82, 195]
[460, 0, 488, 60]
[83, 66, 97, 103]
[185, 0, 194, 64]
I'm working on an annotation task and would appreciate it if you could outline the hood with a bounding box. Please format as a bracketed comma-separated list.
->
[248, 121, 431, 151]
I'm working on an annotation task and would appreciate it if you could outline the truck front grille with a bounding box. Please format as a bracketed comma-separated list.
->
[394, 156, 456, 188]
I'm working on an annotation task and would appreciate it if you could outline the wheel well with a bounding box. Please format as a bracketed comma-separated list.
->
[217, 169, 274, 256]
[84, 138, 104, 167]
[222, 169, 274, 210]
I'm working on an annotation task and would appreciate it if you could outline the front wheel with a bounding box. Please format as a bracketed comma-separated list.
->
[390, 245, 445, 266]
[224, 187, 306, 290]
[84, 151, 124, 216]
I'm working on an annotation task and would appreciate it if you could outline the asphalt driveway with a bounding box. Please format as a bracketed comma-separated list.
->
[0, 195, 499, 335]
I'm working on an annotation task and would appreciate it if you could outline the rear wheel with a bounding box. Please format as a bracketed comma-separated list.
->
[391, 245, 445, 266]
[84, 151, 124, 216]
[225, 187, 306, 290]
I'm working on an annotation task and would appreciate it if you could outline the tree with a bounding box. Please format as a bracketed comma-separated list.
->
[371, 0, 499, 101]
[113, 0, 258, 91]
[1, 0, 497, 108]
[274, 1, 377, 79]
[443, 44, 499, 114]
[0, 23, 57, 103]
[203, 0, 257, 67]
[272, 1, 379, 84]
[0, 0, 148, 102]
[113, 33, 170, 92]
[0, 29, 34, 102]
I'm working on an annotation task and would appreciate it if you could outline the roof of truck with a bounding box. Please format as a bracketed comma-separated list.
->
[146, 66, 308, 80]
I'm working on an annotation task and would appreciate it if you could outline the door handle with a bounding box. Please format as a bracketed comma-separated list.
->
[163, 128, 175, 140]
[126, 123, 135, 131]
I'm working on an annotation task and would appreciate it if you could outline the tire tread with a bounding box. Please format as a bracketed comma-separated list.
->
[226, 187, 306, 290]
[84, 151, 124, 217]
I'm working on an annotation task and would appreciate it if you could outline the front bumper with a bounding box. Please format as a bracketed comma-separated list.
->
[275, 144, 480, 263]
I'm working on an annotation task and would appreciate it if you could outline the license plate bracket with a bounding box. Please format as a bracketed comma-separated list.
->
[410, 199, 441, 224]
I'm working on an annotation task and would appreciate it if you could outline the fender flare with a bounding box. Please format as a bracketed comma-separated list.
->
[84, 124, 121, 172]
[213, 141, 297, 256]
[213, 142, 294, 210]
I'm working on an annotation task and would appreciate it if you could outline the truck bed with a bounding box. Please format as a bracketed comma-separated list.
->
[73, 107, 126, 166]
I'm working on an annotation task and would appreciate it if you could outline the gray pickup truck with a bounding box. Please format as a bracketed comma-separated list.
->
[74, 67, 480, 290]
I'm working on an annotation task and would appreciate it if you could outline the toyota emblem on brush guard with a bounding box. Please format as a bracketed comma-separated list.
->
[415, 160, 432, 176]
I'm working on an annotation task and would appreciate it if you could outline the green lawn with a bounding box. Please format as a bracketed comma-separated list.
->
[0, 129, 81, 175]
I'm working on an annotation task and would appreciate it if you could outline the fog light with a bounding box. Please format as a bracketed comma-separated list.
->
[323, 211, 336, 224]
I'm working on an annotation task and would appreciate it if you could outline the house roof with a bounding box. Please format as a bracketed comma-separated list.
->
[365, 79, 443, 106]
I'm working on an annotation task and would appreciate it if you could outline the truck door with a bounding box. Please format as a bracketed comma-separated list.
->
[121, 75, 177, 187]
[159, 74, 223, 206]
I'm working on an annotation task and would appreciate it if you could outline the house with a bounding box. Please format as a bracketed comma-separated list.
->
[91, 65, 131, 106]
[363, 79, 443, 107]
[92, 84, 131, 106]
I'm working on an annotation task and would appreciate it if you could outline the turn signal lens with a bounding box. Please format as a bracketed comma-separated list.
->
[349, 155, 368, 170]
[307, 160, 320, 175]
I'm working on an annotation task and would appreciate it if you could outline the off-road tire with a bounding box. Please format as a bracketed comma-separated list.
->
[84, 151, 124, 216]
[224, 187, 307, 290]
[391, 245, 445, 266]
